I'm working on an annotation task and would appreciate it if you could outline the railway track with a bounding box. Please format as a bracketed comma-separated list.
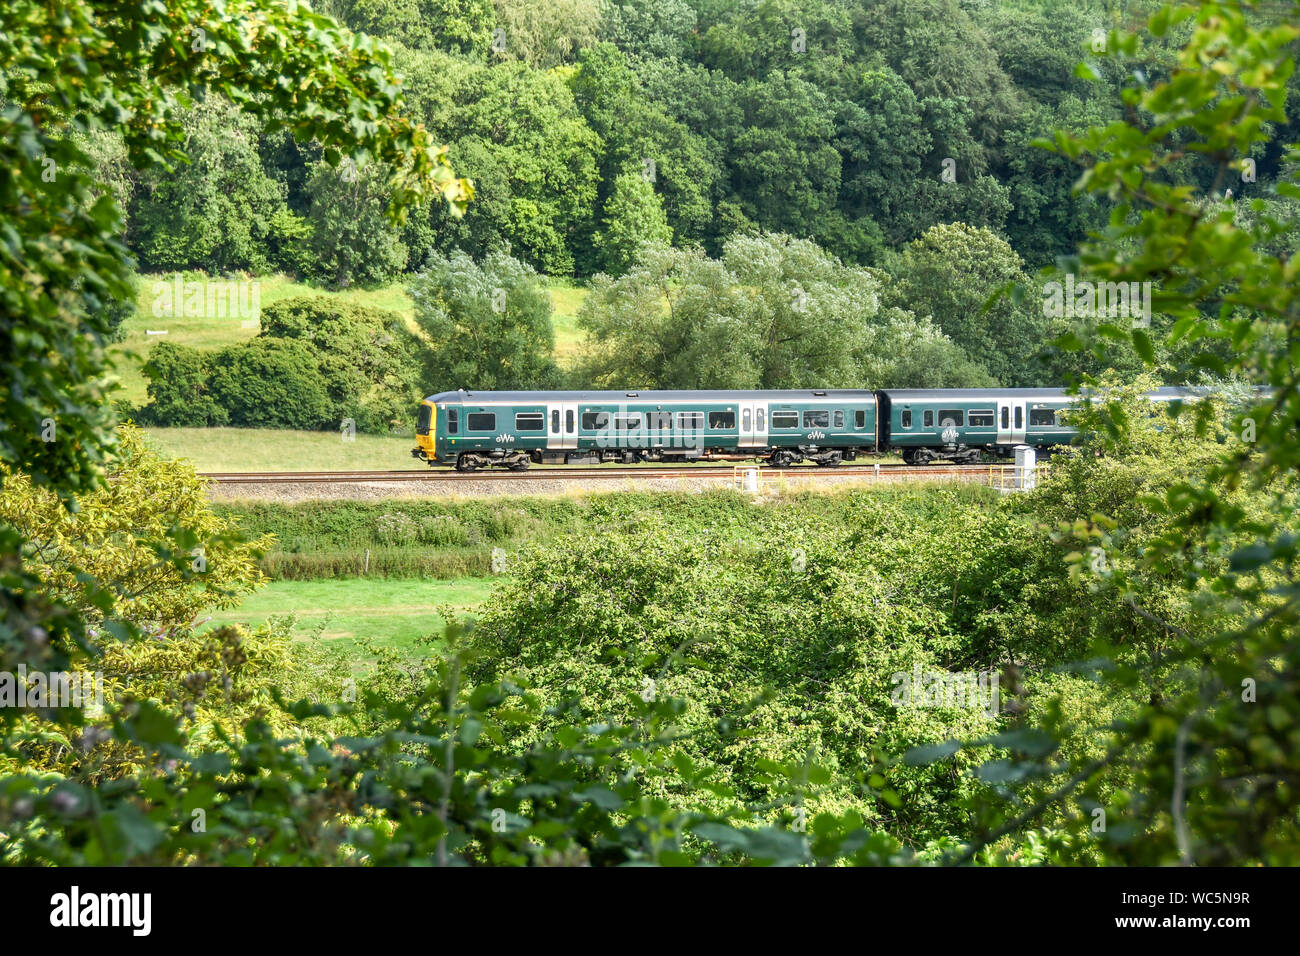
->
[198, 463, 1008, 484]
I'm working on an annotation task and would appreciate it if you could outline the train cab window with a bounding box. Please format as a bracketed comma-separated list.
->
[515, 412, 545, 432]
[833, 410, 844, 428]
[551, 410, 560, 433]
[1029, 408, 1056, 427]
[969, 410, 994, 427]
[937, 409, 964, 427]
[467, 412, 495, 432]
[677, 411, 705, 430]
[1014, 406, 1023, 429]
[803, 410, 830, 428]
[854, 410, 866, 429]
[771, 410, 799, 429]
[709, 411, 736, 429]
[614, 414, 641, 430]
[446, 408, 459, 435]
[901, 410, 912, 429]
[923, 410, 934, 428]
[417, 404, 432, 435]
[581, 411, 610, 430]
[1001, 407, 1010, 429]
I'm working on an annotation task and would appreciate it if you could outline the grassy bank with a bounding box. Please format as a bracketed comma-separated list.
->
[143, 427, 421, 472]
[217, 485, 999, 580]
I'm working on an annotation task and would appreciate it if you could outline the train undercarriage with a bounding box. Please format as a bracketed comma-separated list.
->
[901, 445, 983, 465]
[416, 443, 1039, 471]
[426, 445, 867, 471]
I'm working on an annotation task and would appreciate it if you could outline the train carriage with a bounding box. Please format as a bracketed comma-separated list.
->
[413, 389, 880, 471]
[880, 388, 1077, 465]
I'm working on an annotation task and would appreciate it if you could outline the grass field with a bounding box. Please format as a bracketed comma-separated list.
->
[201, 577, 496, 658]
[142, 427, 422, 472]
[143, 424, 898, 472]
[113, 272, 588, 407]
[547, 280, 589, 364]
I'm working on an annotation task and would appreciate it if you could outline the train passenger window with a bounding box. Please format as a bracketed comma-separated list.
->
[447, 408, 459, 435]
[566, 410, 575, 433]
[742, 408, 752, 431]
[771, 410, 799, 429]
[923, 410, 934, 428]
[756, 408, 766, 431]
[937, 409, 964, 427]
[969, 410, 994, 427]
[1014, 406, 1023, 429]
[1001, 407, 1010, 429]
[652, 411, 673, 430]
[581, 411, 610, 430]
[515, 412, 545, 432]
[467, 412, 495, 432]
[900, 410, 912, 429]
[550, 410, 559, 433]
[854, 410, 866, 428]
[1029, 408, 1056, 427]
[614, 414, 641, 430]
[833, 410, 844, 428]
[709, 411, 736, 429]
[803, 410, 830, 428]
[677, 412, 705, 430]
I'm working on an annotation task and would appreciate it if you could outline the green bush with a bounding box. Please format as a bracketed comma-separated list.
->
[140, 342, 229, 427]
[208, 338, 334, 429]
[140, 296, 426, 432]
[464, 491, 1020, 840]
[259, 295, 425, 432]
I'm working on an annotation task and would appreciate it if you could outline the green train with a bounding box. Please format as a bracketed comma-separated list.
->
[411, 387, 1199, 471]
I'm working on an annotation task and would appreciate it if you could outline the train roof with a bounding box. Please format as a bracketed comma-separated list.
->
[882, 388, 1070, 400]
[425, 389, 878, 403]
[425, 386, 1215, 404]
[881, 387, 1206, 400]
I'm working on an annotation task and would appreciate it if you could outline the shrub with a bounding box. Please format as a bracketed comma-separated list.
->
[140, 342, 228, 427]
[258, 295, 425, 432]
[208, 338, 334, 429]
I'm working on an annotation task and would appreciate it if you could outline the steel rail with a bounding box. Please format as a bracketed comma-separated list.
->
[198, 464, 1006, 483]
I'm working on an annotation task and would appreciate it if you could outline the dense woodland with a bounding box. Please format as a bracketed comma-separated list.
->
[1, 1, 1298, 872]
[105, 0, 1298, 279]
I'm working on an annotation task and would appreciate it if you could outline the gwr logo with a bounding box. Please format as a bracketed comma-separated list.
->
[495, 434, 515, 444]
[806, 430, 826, 441]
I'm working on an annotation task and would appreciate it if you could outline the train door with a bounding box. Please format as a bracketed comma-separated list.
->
[546, 401, 579, 450]
[996, 399, 1027, 446]
[737, 401, 769, 448]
